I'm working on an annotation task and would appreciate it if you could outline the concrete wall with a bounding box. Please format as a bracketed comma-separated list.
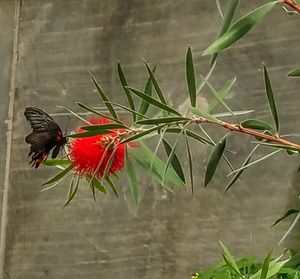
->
[1, 0, 300, 278]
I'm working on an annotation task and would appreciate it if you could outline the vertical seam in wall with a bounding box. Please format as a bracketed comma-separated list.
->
[0, 0, 21, 277]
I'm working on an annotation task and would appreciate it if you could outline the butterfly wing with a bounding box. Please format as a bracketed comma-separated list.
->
[24, 107, 66, 168]
[24, 106, 62, 133]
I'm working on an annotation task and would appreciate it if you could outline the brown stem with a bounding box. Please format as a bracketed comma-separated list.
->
[282, 0, 300, 13]
[206, 119, 300, 150]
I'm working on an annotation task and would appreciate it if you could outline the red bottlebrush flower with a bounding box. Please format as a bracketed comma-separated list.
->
[69, 117, 130, 178]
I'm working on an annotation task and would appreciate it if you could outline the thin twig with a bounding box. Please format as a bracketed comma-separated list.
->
[282, 0, 300, 13]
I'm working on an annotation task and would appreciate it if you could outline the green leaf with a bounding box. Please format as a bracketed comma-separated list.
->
[220, 241, 243, 278]
[100, 146, 119, 185]
[105, 176, 118, 197]
[166, 128, 210, 145]
[201, 76, 236, 118]
[81, 123, 127, 131]
[210, 0, 240, 66]
[204, 135, 226, 187]
[43, 159, 72, 166]
[263, 65, 280, 134]
[287, 66, 300, 77]
[117, 62, 135, 121]
[125, 148, 139, 204]
[203, 1, 277, 55]
[42, 164, 73, 186]
[189, 107, 218, 122]
[272, 208, 300, 226]
[76, 102, 122, 124]
[108, 101, 150, 119]
[224, 145, 259, 192]
[121, 124, 165, 144]
[252, 141, 300, 152]
[241, 119, 273, 131]
[250, 258, 289, 279]
[162, 139, 186, 183]
[137, 65, 156, 121]
[63, 176, 80, 208]
[229, 149, 281, 176]
[186, 46, 197, 107]
[67, 130, 112, 138]
[208, 77, 236, 112]
[126, 86, 181, 116]
[213, 110, 254, 118]
[144, 62, 168, 105]
[185, 136, 194, 193]
[225, 156, 251, 193]
[130, 141, 185, 187]
[89, 72, 119, 119]
[260, 250, 274, 279]
[86, 176, 107, 194]
[136, 117, 188, 125]
[57, 105, 90, 124]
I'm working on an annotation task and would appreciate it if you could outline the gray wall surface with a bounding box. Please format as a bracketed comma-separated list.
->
[1, 0, 300, 278]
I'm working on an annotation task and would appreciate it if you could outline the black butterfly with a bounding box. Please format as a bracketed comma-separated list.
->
[24, 107, 67, 168]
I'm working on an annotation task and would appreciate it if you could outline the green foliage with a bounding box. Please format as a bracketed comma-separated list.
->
[192, 244, 299, 279]
[203, 2, 278, 55]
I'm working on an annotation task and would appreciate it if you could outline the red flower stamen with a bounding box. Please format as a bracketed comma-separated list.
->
[69, 117, 131, 178]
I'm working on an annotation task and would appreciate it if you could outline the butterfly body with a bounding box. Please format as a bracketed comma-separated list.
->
[24, 107, 67, 168]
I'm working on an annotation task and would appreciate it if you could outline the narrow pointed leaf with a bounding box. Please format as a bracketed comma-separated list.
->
[186, 46, 196, 107]
[185, 136, 194, 193]
[225, 156, 251, 192]
[136, 117, 188, 125]
[63, 176, 80, 208]
[263, 65, 279, 133]
[272, 208, 300, 226]
[162, 139, 185, 183]
[203, 1, 277, 55]
[43, 159, 72, 166]
[213, 110, 254, 118]
[166, 128, 210, 144]
[204, 136, 226, 187]
[260, 250, 274, 279]
[81, 123, 127, 131]
[250, 258, 289, 279]
[42, 164, 73, 186]
[130, 141, 185, 187]
[76, 102, 122, 123]
[189, 107, 218, 122]
[86, 176, 107, 194]
[117, 62, 135, 120]
[109, 102, 150, 119]
[224, 145, 259, 192]
[220, 241, 243, 277]
[241, 119, 273, 131]
[89, 73, 119, 119]
[121, 124, 165, 144]
[127, 86, 181, 116]
[208, 77, 236, 112]
[201, 76, 236, 118]
[100, 146, 119, 185]
[125, 148, 139, 204]
[137, 65, 156, 120]
[210, 0, 240, 66]
[58, 105, 90, 124]
[144, 62, 167, 105]
[229, 149, 281, 176]
[68, 130, 111, 138]
[287, 67, 300, 77]
[105, 176, 119, 197]
[252, 141, 300, 152]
